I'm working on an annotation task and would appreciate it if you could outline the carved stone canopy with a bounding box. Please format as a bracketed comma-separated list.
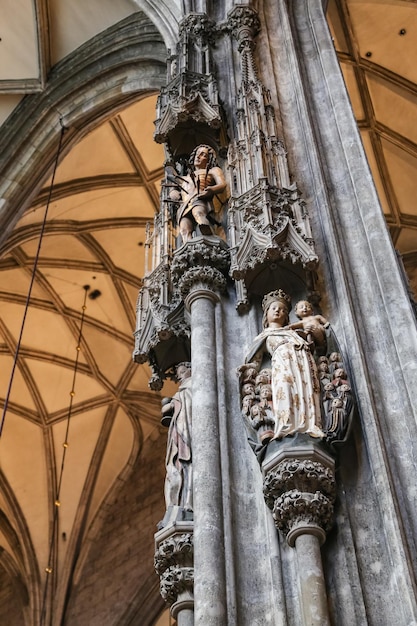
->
[154, 77, 222, 148]
[133, 235, 230, 389]
[154, 10, 224, 154]
[229, 182, 318, 287]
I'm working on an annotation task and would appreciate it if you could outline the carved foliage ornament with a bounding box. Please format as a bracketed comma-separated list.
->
[179, 13, 216, 43]
[172, 239, 230, 276]
[178, 266, 227, 300]
[155, 532, 194, 606]
[273, 490, 334, 539]
[227, 6, 261, 42]
[154, 532, 194, 574]
[263, 459, 336, 509]
[171, 238, 230, 299]
[263, 459, 336, 542]
[160, 566, 194, 605]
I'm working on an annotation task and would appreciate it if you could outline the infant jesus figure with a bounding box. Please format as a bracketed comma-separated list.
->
[287, 300, 329, 354]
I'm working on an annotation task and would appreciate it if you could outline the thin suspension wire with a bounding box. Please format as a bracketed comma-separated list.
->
[0, 122, 67, 437]
[40, 285, 89, 626]
[57, 285, 89, 496]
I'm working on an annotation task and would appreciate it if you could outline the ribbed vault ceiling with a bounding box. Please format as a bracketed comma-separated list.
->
[0, 92, 170, 622]
[0, 3, 173, 623]
[328, 0, 417, 293]
[0, 0, 415, 623]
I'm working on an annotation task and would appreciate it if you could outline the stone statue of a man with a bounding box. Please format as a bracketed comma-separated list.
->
[169, 144, 227, 243]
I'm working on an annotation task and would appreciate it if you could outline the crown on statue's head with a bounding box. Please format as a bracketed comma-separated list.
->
[262, 289, 292, 313]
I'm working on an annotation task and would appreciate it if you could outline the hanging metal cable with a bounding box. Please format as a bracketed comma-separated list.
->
[40, 285, 90, 626]
[0, 120, 67, 437]
[0, 118, 73, 625]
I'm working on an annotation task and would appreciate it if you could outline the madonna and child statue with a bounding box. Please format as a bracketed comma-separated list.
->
[239, 290, 330, 442]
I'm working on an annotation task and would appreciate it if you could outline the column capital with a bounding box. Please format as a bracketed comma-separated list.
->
[171, 236, 230, 305]
[182, 267, 226, 309]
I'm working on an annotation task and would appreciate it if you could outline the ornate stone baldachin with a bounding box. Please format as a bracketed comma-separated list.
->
[230, 244, 315, 282]
[147, 322, 190, 354]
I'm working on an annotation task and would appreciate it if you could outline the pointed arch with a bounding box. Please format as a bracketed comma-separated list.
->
[0, 12, 167, 246]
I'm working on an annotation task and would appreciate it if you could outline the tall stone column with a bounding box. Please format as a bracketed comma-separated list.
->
[263, 440, 336, 626]
[263, 0, 417, 615]
[173, 237, 229, 625]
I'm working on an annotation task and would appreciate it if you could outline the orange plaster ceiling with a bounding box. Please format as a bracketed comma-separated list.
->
[0, 93, 170, 616]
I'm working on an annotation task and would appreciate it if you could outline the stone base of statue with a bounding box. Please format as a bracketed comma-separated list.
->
[158, 505, 193, 530]
[262, 435, 335, 626]
[154, 520, 194, 623]
[262, 436, 336, 543]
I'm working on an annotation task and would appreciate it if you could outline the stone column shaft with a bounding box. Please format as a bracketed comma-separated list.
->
[189, 291, 226, 625]
[177, 607, 194, 626]
[295, 533, 330, 626]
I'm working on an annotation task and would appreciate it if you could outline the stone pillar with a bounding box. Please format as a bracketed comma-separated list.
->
[154, 522, 194, 625]
[263, 439, 336, 626]
[173, 237, 229, 625]
[294, 533, 329, 626]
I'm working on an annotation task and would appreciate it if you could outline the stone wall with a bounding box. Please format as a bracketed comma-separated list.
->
[64, 426, 167, 626]
[0, 564, 26, 626]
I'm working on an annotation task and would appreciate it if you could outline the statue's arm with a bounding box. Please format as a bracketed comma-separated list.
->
[241, 347, 264, 372]
[198, 166, 227, 199]
[162, 396, 175, 416]
[287, 320, 304, 331]
[317, 315, 330, 328]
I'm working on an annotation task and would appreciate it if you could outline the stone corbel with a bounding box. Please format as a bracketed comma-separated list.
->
[262, 440, 335, 626]
[262, 441, 336, 545]
[154, 522, 194, 621]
